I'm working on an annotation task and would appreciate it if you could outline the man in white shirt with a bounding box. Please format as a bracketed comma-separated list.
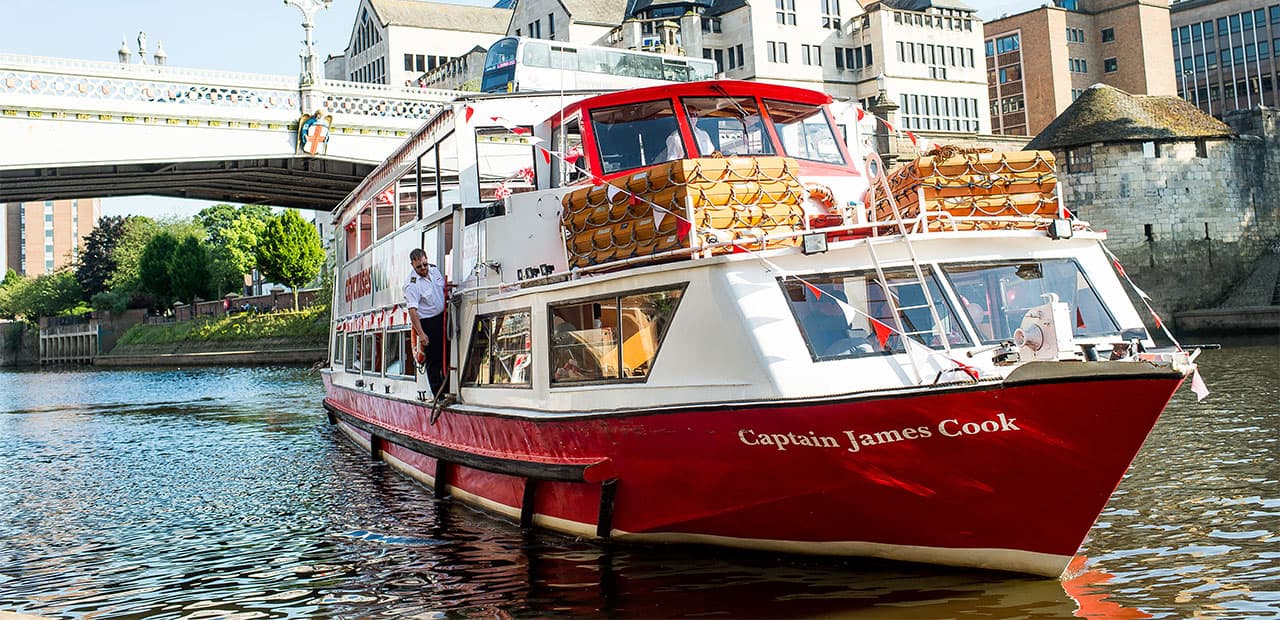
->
[404, 248, 447, 393]
[658, 111, 715, 162]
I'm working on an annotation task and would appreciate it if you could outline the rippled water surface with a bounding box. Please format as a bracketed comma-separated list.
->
[0, 342, 1275, 619]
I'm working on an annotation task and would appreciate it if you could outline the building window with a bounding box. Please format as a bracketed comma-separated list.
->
[702, 16, 722, 33]
[1104, 57, 1117, 72]
[767, 41, 788, 63]
[548, 13, 555, 37]
[1101, 27, 1114, 42]
[996, 34, 1020, 54]
[776, 0, 796, 25]
[1067, 27, 1085, 43]
[802, 44, 821, 66]
[821, 0, 840, 28]
[1066, 146, 1093, 173]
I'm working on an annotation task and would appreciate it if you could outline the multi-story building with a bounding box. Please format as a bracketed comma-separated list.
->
[2, 199, 100, 277]
[984, 0, 1177, 136]
[324, 0, 512, 87]
[1170, 0, 1278, 115]
[509, 0, 989, 133]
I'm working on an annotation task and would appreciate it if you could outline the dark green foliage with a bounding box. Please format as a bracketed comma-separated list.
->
[90, 289, 132, 315]
[138, 232, 179, 306]
[257, 210, 324, 310]
[0, 271, 83, 320]
[74, 215, 126, 299]
[169, 236, 212, 304]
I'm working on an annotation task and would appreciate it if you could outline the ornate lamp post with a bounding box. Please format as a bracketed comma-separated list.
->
[284, 0, 333, 87]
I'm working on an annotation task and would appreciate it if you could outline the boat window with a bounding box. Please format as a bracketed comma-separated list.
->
[764, 99, 845, 165]
[362, 332, 383, 375]
[462, 309, 533, 387]
[473, 126, 538, 218]
[343, 218, 357, 262]
[332, 330, 345, 367]
[358, 205, 372, 254]
[780, 267, 969, 361]
[397, 163, 420, 228]
[681, 97, 775, 158]
[384, 328, 414, 379]
[590, 99, 681, 173]
[551, 117, 587, 187]
[941, 260, 1121, 343]
[549, 285, 685, 385]
[374, 184, 396, 241]
[345, 333, 360, 372]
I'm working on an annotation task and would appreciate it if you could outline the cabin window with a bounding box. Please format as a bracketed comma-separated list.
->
[358, 205, 373, 253]
[552, 117, 587, 186]
[764, 99, 846, 165]
[474, 126, 538, 210]
[462, 309, 533, 387]
[549, 285, 685, 384]
[374, 185, 397, 241]
[780, 267, 969, 361]
[590, 99, 681, 173]
[398, 163, 420, 227]
[332, 330, 345, 367]
[942, 260, 1120, 343]
[343, 221, 357, 262]
[680, 97, 775, 157]
[345, 332, 361, 372]
[362, 332, 383, 375]
[384, 328, 414, 379]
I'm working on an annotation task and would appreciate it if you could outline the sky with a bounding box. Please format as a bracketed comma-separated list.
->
[0, 0, 1027, 219]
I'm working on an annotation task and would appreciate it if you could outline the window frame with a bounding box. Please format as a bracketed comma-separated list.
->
[461, 308, 534, 388]
[547, 283, 688, 387]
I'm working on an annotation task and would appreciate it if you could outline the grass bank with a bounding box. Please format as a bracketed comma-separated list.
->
[107, 306, 329, 357]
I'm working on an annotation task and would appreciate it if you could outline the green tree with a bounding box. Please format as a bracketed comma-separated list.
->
[257, 210, 324, 310]
[0, 271, 82, 320]
[74, 215, 127, 299]
[169, 236, 212, 304]
[106, 216, 160, 294]
[197, 204, 271, 297]
[138, 232, 179, 307]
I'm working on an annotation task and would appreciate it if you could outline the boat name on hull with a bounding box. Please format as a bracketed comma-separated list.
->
[737, 414, 1021, 453]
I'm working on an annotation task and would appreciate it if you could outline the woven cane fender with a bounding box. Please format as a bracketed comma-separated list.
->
[872, 149, 1060, 227]
[561, 157, 806, 269]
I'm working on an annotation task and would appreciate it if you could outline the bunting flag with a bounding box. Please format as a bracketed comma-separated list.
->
[516, 166, 535, 184]
[869, 317, 893, 349]
[540, 146, 553, 164]
[464, 105, 475, 123]
[566, 145, 583, 164]
[803, 281, 825, 300]
[675, 217, 692, 239]
[494, 181, 512, 200]
[1151, 311, 1163, 329]
[880, 119, 896, 133]
[1190, 368, 1210, 401]
[606, 184, 624, 202]
[855, 107, 866, 122]
[905, 130, 918, 146]
[652, 206, 667, 229]
[1112, 259, 1127, 277]
[1076, 306, 1086, 329]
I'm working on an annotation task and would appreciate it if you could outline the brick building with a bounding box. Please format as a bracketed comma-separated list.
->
[1027, 84, 1278, 313]
[1, 199, 100, 277]
[985, 0, 1177, 136]
[1170, 0, 1279, 116]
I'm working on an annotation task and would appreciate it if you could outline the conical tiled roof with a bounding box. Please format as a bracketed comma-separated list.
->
[1026, 84, 1234, 151]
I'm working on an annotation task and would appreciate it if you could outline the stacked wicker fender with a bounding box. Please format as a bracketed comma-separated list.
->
[560, 157, 807, 269]
[871, 146, 1060, 231]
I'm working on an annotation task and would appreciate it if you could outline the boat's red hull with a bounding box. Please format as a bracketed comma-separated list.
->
[323, 368, 1183, 576]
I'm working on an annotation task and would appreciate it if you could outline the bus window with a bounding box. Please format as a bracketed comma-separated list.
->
[481, 37, 519, 93]
[522, 41, 550, 68]
[550, 45, 577, 70]
[590, 99, 680, 173]
[681, 97, 775, 157]
[662, 61, 693, 82]
[765, 99, 846, 165]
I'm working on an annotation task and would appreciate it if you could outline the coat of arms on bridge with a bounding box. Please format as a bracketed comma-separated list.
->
[297, 110, 333, 156]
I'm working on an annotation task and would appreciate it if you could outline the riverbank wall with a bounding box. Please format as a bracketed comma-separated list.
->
[96, 308, 329, 367]
[0, 321, 38, 367]
[95, 341, 327, 367]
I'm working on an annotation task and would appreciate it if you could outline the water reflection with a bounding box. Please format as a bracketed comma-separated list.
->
[0, 342, 1274, 618]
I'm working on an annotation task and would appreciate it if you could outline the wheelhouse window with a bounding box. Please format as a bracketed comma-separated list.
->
[681, 97, 775, 158]
[941, 260, 1120, 343]
[590, 99, 681, 173]
[549, 286, 685, 384]
[462, 310, 533, 387]
[780, 268, 969, 361]
[475, 126, 538, 204]
[764, 99, 845, 165]
[551, 116, 587, 186]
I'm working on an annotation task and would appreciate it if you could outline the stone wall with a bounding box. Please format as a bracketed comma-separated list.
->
[0, 321, 38, 366]
[1053, 107, 1280, 315]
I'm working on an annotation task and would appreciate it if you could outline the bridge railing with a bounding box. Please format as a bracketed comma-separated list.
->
[0, 53, 462, 124]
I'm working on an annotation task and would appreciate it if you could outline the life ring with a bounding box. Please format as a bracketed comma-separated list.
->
[804, 182, 837, 214]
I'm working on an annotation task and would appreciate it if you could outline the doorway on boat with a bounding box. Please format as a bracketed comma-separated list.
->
[420, 215, 455, 398]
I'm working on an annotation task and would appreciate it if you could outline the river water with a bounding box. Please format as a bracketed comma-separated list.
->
[0, 339, 1276, 619]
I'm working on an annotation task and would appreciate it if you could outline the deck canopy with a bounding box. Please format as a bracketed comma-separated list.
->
[548, 80, 857, 182]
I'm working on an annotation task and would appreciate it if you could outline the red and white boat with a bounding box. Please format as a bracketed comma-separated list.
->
[323, 79, 1197, 577]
